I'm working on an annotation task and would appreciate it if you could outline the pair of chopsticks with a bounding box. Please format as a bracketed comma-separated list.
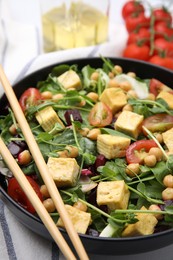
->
[0, 65, 89, 260]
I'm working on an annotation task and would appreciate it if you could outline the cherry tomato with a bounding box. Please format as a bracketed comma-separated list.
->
[125, 13, 150, 33]
[88, 102, 113, 127]
[126, 140, 158, 164]
[149, 55, 173, 70]
[122, 0, 145, 20]
[19, 88, 42, 112]
[149, 78, 173, 97]
[154, 22, 173, 39]
[7, 176, 43, 214]
[123, 43, 150, 61]
[154, 38, 173, 58]
[127, 28, 150, 46]
[142, 114, 173, 135]
[153, 8, 172, 24]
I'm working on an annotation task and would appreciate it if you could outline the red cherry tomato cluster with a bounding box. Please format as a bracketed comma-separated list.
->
[122, 0, 173, 70]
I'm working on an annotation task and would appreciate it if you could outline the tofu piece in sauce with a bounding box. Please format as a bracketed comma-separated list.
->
[97, 134, 131, 159]
[99, 88, 127, 114]
[57, 204, 91, 234]
[47, 157, 79, 187]
[97, 180, 130, 211]
[114, 111, 144, 139]
[122, 206, 158, 237]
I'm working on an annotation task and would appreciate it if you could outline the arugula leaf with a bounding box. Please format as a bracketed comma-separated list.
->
[101, 128, 136, 141]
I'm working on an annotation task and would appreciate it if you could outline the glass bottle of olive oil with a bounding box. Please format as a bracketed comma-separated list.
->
[41, 1, 109, 52]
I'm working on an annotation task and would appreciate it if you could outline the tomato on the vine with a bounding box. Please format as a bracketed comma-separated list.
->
[122, 0, 145, 20]
[153, 8, 172, 24]
[149, 55, 173, 70]
[88, 102, 113, 127]
[127, 27, 150, 45]
[123, 43, 150, 61]
[19, 88, 42, 112]
[126, 140, 158, 164]
[154, 38, 173, 58]
[7, 176, 43, 214]
[154, 22, 173, 39]
[125, 13, 150, 33]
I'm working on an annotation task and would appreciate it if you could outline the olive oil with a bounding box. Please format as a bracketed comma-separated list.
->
[42, 2, 109, 52]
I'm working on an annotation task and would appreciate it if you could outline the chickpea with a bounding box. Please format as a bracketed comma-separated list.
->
[163, 174, 173, 188]
[112, 65, 123, 75]
[43, 198, 56, 213]
[41, 91, 52, 100]
[119, 81, 132, 92]
[18, 150, 32, 165]
[149, 147, 163, 161]
[162, 187, 173, 200]
[78, 99, 86, 107]
[57, 150, 69, 158]
[122, 104, 133, 112]
[79, 127, 90, 137]
[86, 92, 99, 103]
[73, 200, 87, 212]
[147, 93, 155, 101]
[127, 90, 138, 99]
[108, 72, 114, 79]
[9, 124, 19, 135]
[148, 204, 163, 220]
[144, 154, 157, 167]
[127, 72, 136, 78]
[90, 71, 99, 81]
[65, 145, 79, 158]
[40, 184, 50, 199]
[107, 79, 119, 88]
[154, 133, 163, 144]
[126, 163, 140, 177]
[52, 93, 64, 100]
[87, 128, 101, 140]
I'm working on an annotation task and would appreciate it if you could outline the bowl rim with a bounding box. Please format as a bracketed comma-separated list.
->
[1, 56, 173, 243]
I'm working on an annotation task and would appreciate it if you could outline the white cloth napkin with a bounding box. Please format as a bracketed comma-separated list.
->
[1, 0, 173, 259]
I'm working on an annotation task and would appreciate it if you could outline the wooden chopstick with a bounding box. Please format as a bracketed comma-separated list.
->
[0, 65, 89, 260]
[0, 137, 76, 260]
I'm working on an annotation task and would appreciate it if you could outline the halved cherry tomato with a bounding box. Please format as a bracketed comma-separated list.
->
[149, 55, 173, 70]
[7, 176, 43, 214]
[126, 140, 158, 164]
[125, 13, 150, 33]
[19, 88, 42, 112]
[149, 78, 173, 97]
[142, 114, 173, 136]
[122, 0, 145, 20]
[88, 102, 113, 127]
[123, 43, 150, 61]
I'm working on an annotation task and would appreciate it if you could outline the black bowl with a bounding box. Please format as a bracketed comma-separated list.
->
[1, 57, 173, 256]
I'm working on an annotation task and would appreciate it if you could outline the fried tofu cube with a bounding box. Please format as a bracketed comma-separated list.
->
[157, 91, 173, 109]
[162, 127, 173, 153]
[57, 70, 81, 90]
[97, 180, 130, 210]
[122, 206, 158, 237]
[114, 111, 144, 139]
[57, 204, 91, 234]
[99, 88, 127, 114]
[47, 157, 79, 187]
[35, 106, 65, 133]
[97, 134, 130, 159]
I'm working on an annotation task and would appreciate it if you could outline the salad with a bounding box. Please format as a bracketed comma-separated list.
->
[1, 57, 173, 238]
